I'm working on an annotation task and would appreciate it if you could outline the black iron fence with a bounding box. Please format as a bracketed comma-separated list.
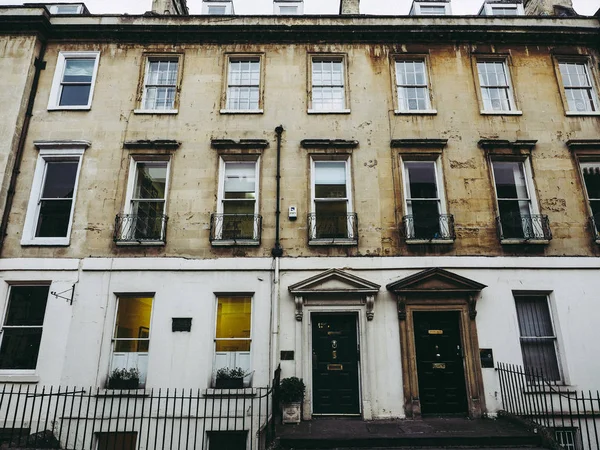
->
[0, 385, 274, 450]
[496, 214, 552, 242]
[497, 363, 600, 450]
[114, 214, 168, 244]
[402, 214, 455, 242]
[209, 214, 262, 245]
[307, 213, 358, 244]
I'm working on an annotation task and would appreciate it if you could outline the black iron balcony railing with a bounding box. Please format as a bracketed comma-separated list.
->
[209, 213, 262, 245]
[403, 214, 455, 242]
[496, 214, 552, 242]
[591, 214, 600, 241]
[113, 214, 168, 244]
[307, 213, 358, 245]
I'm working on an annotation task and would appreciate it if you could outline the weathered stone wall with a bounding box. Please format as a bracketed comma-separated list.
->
[3, 41, 599, 259]
[0, 35, 40, 235]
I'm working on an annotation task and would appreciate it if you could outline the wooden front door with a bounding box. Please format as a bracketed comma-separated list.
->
[311, 313, 360, 415]
[413, 311, 468, 415]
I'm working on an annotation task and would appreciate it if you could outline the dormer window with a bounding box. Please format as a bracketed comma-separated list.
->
[47, 3, 85, 14]
[202, 0, 234, 15]
[479, 2, 524, 16]
[409, 1, 451, 16]
[274, 1, 303, 14]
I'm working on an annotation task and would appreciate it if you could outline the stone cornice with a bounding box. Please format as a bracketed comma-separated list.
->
[0, 9, 597, 45]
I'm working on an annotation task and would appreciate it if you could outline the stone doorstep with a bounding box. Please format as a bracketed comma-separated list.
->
[276, 417, 544, 449]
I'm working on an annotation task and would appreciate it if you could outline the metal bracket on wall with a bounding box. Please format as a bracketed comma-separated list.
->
[51, 284, 75, 305]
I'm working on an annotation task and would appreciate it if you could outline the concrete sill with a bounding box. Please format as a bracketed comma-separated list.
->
[566, 111, 600, 116]
[48, 105, 91, 111]
[500, 239, 550, 245]
[394, 109, 437, 115]
[115, 241, 166, 247]
[308, 109, 351, 114]
[309, 239, 358, 246]
[220, 109, 264, 114]
[211, 240, 260, 247]
[0, 375, 39, 383]
[406, 239, 454, 245]
[97, 389, 149, 397]
[205, 388, 256, 397]
[480, 110, 522, 115]
[134, 109, 178, 115]
[21, 238, 70, 246]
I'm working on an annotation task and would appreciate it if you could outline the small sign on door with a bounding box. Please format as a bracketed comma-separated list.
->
[428, 329, 444, 335]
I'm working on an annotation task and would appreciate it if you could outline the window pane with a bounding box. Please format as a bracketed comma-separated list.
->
[521, 340, 560, 380]
[133, 163, 167, 200]
[97, 432, 137, 450]
[4, 286, 49, 326]
[114, 297, 153, 340]
[420, 5, 446, 14]
[279, 5, 298, 14]
[41, 161, 78, 199]
[215, 339, 251, 352]
[216, 297, 251, 339]
[35, 199, 73, 237]
[208, 5, 226, 14]
[224, 162, 256, 194]
[0, 328, 43, 369]
[315, 201, 348, 238]
[493, 161, 529, 199]
[515, 296, 554, 337]
[62, 59, 94, 82]
[59, 84, 91, 106]
[405, 161, 438, 199]
[582, 164, 600, 199]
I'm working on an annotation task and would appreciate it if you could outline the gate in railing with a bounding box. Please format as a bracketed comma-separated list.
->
[497, 362, 600, 450]
[0, 385, 274, 450]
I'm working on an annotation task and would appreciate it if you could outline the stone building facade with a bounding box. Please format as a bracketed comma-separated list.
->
[0, 0, 599, 440]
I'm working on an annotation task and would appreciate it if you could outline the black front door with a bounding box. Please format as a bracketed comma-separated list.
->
[413, 311, 468, 415]
[312, 313, 360, 415]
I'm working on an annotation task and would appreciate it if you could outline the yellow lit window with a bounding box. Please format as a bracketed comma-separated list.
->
[215, 297, 251, 352]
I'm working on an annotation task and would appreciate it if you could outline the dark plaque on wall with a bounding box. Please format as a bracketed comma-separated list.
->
[172, 318, 192, 332]
[480, 348, 494, 368]
[280, 351, 294, 361]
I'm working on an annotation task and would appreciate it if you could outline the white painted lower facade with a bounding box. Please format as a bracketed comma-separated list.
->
[0, 256, 599, 420]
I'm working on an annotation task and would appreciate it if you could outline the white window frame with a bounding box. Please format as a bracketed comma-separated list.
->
[479, 3, 524, 15]
[109, 295, 154, 388]
[400, 157, 451, 242]
[213, 294, 253, 388]
[394, 58, 436, 114]
[135, 55, 182, 115]
[48, 4, 85, 14]
[21, 144, 86, 246]
[577, 161, 600, 241]
[513, 293, 562, 382]
[308, 55, 350, 114]
[409, 2, 451, 15]
[0, 284, 50, 375]
[47, 51, 100, 110]
[214, 157, 261, 243]
[555, 60, 600, 116]
[274, 1, 303, 14]
[119, 158, 171, 245]
[202, 1, 234, 15]
[476, 59, 521, 115]
[221, 55, 264, 114]
[490, 158, 545, 242]
[309, 156, 355, 242]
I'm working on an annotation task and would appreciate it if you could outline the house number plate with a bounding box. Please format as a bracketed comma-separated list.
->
[428, 329, 444, 335]
[327, 364, 343, 371]
[432, 363, 446, 369]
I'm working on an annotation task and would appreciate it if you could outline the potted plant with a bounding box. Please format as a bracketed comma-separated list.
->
[215, 367, 246, 388]
[107, 368, 140, 389]
[280, 377, 305, 424]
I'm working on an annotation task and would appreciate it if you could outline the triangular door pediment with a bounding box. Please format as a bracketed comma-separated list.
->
[289, 269, 380, 295]
[386, 268, 486, 294]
